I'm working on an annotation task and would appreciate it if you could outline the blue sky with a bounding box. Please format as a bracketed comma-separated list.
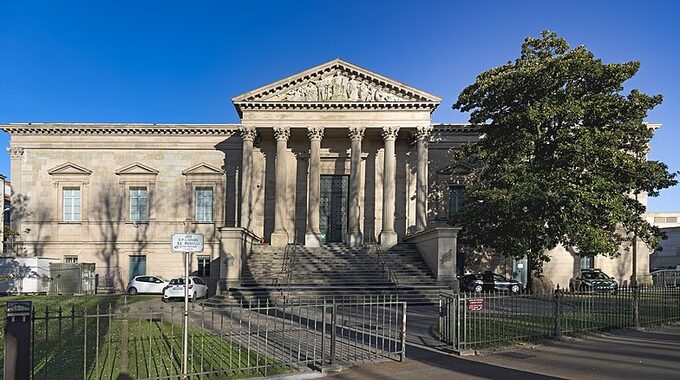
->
[1, 0, 678, 210]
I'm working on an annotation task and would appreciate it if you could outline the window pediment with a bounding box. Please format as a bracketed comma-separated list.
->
[115, 162, 159, 176]
[48, 162, 92, 176]
[182, 163, 224, 176]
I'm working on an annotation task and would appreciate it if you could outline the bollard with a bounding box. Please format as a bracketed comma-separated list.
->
[4, 301, 32, 380]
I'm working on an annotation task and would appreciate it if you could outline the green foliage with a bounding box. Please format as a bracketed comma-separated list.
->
[452, 30, 677, 266]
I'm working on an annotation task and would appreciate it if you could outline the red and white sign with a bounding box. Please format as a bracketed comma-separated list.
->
[467, 298, 484, 311]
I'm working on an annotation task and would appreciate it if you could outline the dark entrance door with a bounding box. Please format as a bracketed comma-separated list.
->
[319, 175, 349, 243]
[129, 255, 147, 281]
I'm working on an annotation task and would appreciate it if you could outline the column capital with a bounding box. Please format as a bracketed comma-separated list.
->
[414, 125, 433, 141]
[238, 126, 257, 142]
[381, 126, 400, 141]
[348, 127, 366, 142]
[273, 127, 291, 142]
[7, 146, 24, 159]
[307, 127, 324, 141]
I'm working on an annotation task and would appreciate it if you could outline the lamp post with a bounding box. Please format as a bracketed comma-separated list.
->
[631, 192, 639, 287]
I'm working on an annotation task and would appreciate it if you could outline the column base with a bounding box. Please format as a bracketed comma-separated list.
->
[379, 230, 398, 249]
[348, 232, 363, 247]
[270, 230, 289, 247]
[305, 232, 321, 247]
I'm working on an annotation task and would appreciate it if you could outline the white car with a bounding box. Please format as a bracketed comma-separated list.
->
[127, 275, 169, 295]
[163, 276, 208, 302]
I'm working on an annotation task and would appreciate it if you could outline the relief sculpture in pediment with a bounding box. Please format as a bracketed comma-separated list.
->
[268, 70, 404, 102]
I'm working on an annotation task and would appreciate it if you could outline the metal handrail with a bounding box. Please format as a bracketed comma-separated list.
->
[282, 243, 300, 302]
[369, 242, 398, 286]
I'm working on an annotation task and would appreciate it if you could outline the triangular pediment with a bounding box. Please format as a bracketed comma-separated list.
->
[233, 59, 442, 105]
[48, 162, 92, 176]
[115, 162, 159, 175]
[182, 162, 224, 176]
[438, 162, 474, 176]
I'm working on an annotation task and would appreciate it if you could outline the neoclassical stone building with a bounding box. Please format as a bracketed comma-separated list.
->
[1, 59, 651, 290]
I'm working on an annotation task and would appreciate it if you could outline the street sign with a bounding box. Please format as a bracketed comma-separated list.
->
[467, 298, 484, 311]
[171, 233, 204, 253]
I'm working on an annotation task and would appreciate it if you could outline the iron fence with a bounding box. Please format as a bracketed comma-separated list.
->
[25, 294, 405, 379]
[439, 286, 680, 351]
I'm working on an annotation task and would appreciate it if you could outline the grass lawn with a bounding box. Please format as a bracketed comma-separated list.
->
[1, 294, 290, 379]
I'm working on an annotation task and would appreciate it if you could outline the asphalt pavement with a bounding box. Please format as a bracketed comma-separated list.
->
[328, 325, 680, 380]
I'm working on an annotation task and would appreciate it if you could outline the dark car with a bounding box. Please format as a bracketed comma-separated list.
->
[461, 272, 524, 293]
[569, 269, 618, 293]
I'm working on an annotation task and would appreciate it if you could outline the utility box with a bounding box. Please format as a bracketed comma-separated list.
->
[0, 257, 58, 294]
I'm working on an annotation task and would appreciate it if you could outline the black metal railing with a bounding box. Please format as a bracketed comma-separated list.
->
[21, 294, 406, 379]
[438, 285, 680, 351]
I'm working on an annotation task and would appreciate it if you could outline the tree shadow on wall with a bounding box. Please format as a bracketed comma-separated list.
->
[7, 193, 52, 259]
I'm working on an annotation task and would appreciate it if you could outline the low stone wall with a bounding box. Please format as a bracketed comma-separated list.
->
[218, 227, 260, 292]
[404, 227, 461, 283]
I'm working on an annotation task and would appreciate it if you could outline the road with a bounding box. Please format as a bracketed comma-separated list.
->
[329, 325, 680, 379]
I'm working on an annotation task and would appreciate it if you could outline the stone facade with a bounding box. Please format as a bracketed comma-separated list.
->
[648, 212, 680, 270]
[0, 58, 654, 291]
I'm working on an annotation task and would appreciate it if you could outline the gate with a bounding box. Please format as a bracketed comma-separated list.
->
[23, 295, 406, 379]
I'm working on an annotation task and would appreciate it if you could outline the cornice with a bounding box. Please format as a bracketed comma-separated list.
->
[236, 101, 440, 113]
[0, 123, 240, 136]
[431, 123, 482, 134]
[0, 122, 481, 136]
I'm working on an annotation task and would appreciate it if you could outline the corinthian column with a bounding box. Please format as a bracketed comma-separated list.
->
[305, 127, 324, 247]
[239, 127, 257, 230]
[271, 127, 290, 247]
[348, 127, 365, 247]
[415, 126, 432, 231]
[380, 126, 399, 248]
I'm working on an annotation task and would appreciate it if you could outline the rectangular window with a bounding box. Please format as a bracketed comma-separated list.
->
[63, 187, 81, 221]
[195, 187, 213, 222]
[197, 255, 210, 277]
[130, 187, 148, 222]
[64, 256, 78, 264]
[448, 186, 465, 220]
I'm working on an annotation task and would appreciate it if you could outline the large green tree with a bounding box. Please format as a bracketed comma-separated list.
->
[452, 31, 677, 284]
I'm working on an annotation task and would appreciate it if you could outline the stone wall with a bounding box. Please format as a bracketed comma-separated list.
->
[6, 127, 241, 290]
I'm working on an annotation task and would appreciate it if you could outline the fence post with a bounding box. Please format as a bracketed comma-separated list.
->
[449, 293, 457, 348]
[400, 301, 407, 362]
[119, 297, 129, 377]
[455, 293, 462, 350]
[320, 298, 326, 365]
[632, 285, 640, 328]
[553, 285, 562, 338]
[4, 301, 32, 380]
[330, 300, 337, 365]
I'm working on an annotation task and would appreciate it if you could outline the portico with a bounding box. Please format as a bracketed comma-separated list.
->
[232, 59, 441, 248]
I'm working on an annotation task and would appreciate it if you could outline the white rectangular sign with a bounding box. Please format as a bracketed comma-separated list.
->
[171, 233, 204, 253]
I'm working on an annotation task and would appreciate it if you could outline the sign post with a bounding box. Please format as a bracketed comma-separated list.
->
[171, 233, 204, 378]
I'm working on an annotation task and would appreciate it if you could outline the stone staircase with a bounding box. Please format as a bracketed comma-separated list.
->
[207, 242, 450, 306]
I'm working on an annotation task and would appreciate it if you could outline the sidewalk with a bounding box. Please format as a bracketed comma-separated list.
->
[330, 325, 680, 380]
